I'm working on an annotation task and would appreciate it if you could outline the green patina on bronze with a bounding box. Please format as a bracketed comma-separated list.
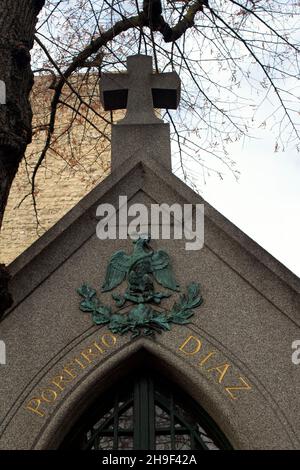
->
[77, 236, 203, 338]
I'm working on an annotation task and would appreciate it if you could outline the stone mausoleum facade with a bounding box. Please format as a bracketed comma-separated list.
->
[0, 55, 300, 450]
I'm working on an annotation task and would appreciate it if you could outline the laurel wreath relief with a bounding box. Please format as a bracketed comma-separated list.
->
[77, 237, 203, 338]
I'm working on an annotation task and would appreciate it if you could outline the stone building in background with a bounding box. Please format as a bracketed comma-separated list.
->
[0, 74, 112, 264]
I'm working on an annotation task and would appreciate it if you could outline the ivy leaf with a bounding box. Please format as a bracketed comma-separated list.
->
[169, 283, 202, 325]
[96, 305, 112, 317]
[186, 282, 203, 308]
[187, 282, 199, 300]
[109, 313, 128, 330]
[92, 304, 112, 324]
[171, 309, 194, 324]
[80, 299, 97, 312]
[77, 284, 96, 300]
[92, 312, 110, 325]
[152, 315, 171, 330]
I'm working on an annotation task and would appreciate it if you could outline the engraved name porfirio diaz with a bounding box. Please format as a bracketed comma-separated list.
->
[77, 236, 203, 338]
[25, 239, 251, 419]
[25, 333, 252, 419]
[26, 332, 117, 418]
[178, 335, 252, 400]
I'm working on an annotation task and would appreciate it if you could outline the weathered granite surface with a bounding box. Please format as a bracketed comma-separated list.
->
[0, 159, 299, 449]
[1, 54, 299, 450]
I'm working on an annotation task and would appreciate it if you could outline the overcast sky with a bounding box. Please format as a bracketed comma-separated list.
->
[170, 14, 300, 279]
[190, 131, 300, 278]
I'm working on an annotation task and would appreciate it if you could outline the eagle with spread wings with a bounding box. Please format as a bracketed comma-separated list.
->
[102, 236, 179, 293]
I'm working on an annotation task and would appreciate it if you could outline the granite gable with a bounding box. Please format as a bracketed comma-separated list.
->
[0, 55, 300, 450]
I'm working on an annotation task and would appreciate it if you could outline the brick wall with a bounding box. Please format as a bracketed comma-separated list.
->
[0, 75, 118, 265]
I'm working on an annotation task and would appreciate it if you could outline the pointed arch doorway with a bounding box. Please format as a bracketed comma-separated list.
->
[61, 369, 232, 450]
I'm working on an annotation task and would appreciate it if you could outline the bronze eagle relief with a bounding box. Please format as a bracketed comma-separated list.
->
[77, 237, 203, 338]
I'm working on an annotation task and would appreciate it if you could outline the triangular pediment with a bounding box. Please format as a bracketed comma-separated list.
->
[1, 155, 300, 451]
[5, 154, 300, 322]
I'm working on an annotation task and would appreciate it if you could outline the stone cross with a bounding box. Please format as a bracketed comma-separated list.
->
[100, 55, 180, 125]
